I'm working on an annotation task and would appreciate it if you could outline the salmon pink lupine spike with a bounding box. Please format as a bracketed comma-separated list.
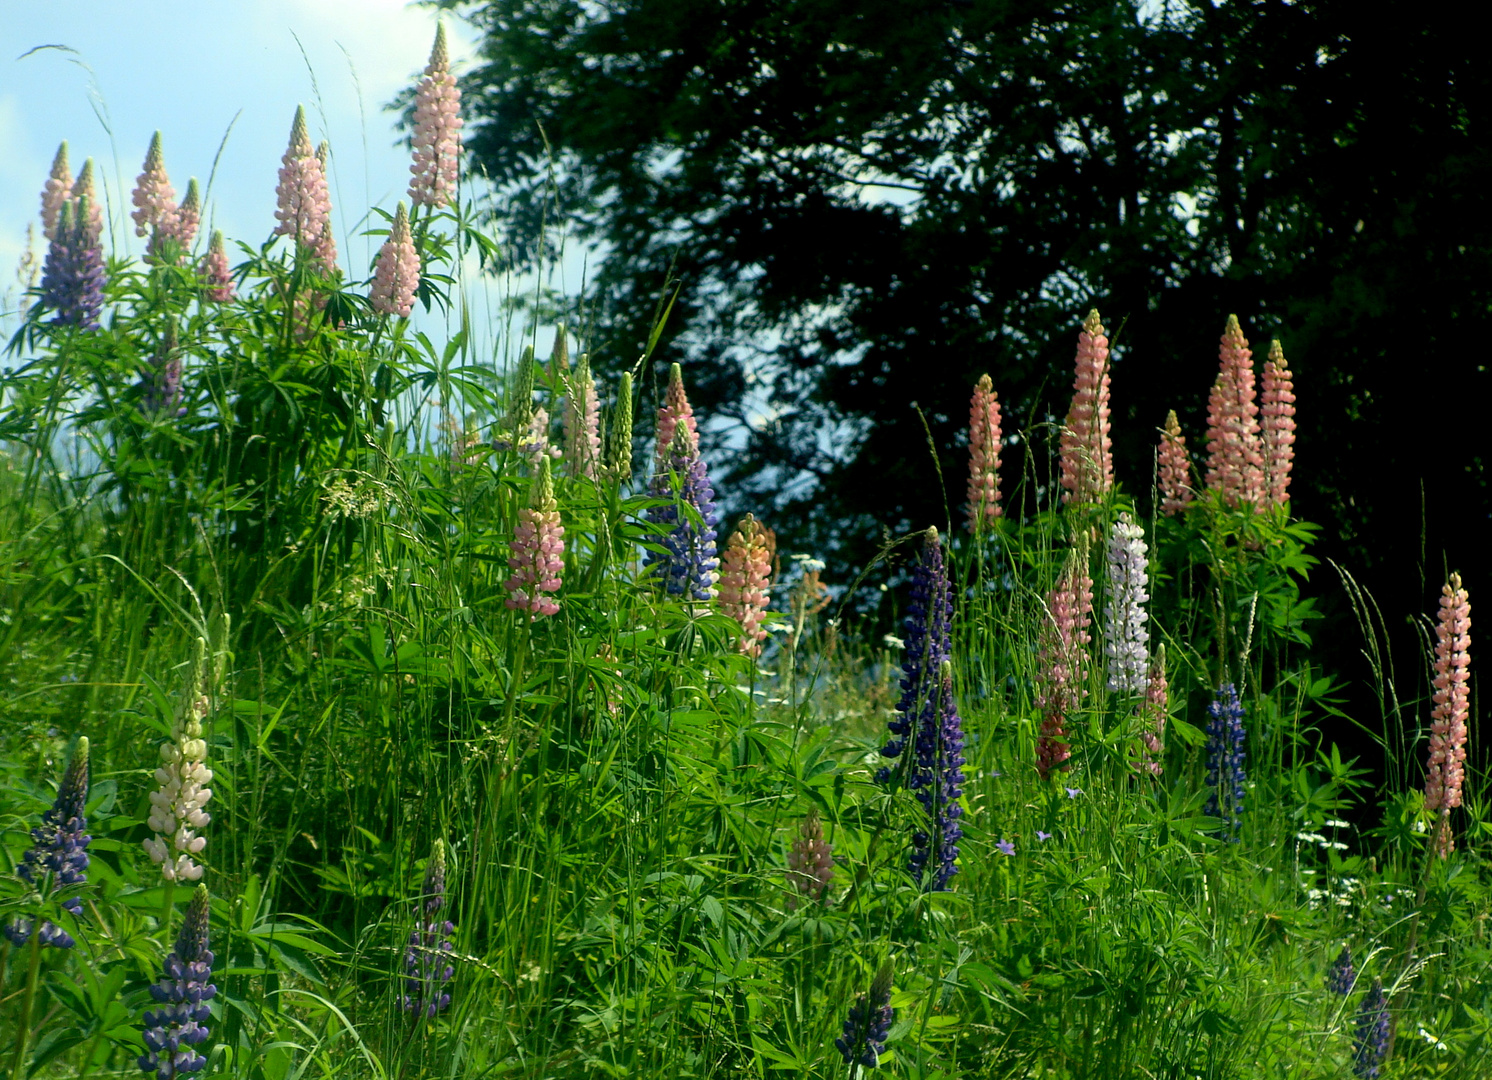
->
[200, 231, 235, 302]
[1158, 410, 1194, 516]
[274, 108, 337, 274]
[564, 354, 603, 479]
[1059, 309, 1114, 506]
[718, 514, 776, 657]
[1204, 315, 1265, 508]
[409, 23, 463, 209]
[370, 202, 421, 318]
[504, 457, 565, 619]
[1260, 339, 1297, 506]
[785, 807, 833, 910]
[132, 131, 178, 240]
[1424, 572, 1471, 856]
[172, 179, 201, 249]
[1138, 644, 1168, 776]
[655, 362, 699, 462]
[1036, 543, 1092, 779]
[41, 142, 71, 241]
[966, 374, 1003, 531]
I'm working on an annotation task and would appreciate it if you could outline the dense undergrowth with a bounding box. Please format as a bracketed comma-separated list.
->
[1, 26, 1487, 1080]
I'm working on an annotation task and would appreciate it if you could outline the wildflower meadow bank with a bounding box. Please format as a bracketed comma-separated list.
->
[1, 23, 1487, 1080]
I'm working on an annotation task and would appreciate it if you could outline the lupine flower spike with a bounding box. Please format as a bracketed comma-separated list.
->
[908, 661, 967, 890]
[607, 371, 635, 482]
[1059, 309, 1113, 505]
[785, 806, 833, 910]
[1204, 683, 1248, 842]
[403, 839, 456, 1017]
[1104, 513, 1149, 693]
[1351, 978, 1390, 1079]
[1137, 644, 1168, 776]
[1424, 572, 1470, 857]
[1204, 315, 1265, 508]
[654, 363, 699, 465]
[133, 132, 178, 239]
[200, 231, 235, 302]
[173, 179, 201, 250]
[138, 885, 216, 1078]
[370, 202, 421, 317]
[142, 323, 187, 419]
[38, 196, 107, 331]
[878, 528, 953, 780]
[274, 107, 337, 275]
[143, 640, 214, 882]
[564, 354, 603, 479]
[966, 373, 1002, 531]
[3, 738, 90, 949]
[1036, 546, 1092, 779]
[41, 142, 70, 240]
[718, 514, 776, 656]
[1158, 410, 1194, 516]
[1326, 944, 1356, 996]
[409, 24, 463, 209]
[644, 372, 719, 599]
[836, 963, 895, 1069]
[71, 159, 105, 242]
[505, 456, 564, 619]
[1260, 340, 1296, 506]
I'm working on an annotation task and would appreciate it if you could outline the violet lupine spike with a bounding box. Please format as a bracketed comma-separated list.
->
[5, 737, 90, 950]
[199, 231, 235, 302]
[1204, 315, 1266, 509]
[370, 202, 421, 317]
[1261, 339, 1296, 506]
[1104, 513, 1150, 694]
[966, 373, 1003, 531]
[643, 420, 720, 601]
[1204, 684, 1248, 842]
[564, 354, 603, 479]
[654, 362, 699, 464]
[1059, 309, 1114, 505]
[1137, 644, 1168, 777]
[141, 325, 187, 419]
[1035, 546, 1091, 780]
[1326, 944, 1356, 996]
[505, 456, 564, 619]
[132, 131, 179, 240]
[41, 142, 71, 241]
[1350, 978, 1390, 1079]
[273, 107, 336, 274]
[907, 660, 967, 891]
[877, 528, 953, 781]
[784, 807, 833, 911]
[409, 24, 463, 209]
[38, 197, 106, 332]
[1424, 572, 1471, 857]
[403, 840, 456, 1017]
[718, 514, 775, 656]
[1158, 410, 1194, 516]
[138, 885, 215, 1078]
[835, 963, 895, 1069]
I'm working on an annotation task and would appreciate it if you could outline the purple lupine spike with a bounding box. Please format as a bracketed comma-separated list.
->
[906, 661, 966, 890]
[835, 963, 895, 1069]
[1351, 978, 1390, 1079]
[878, 529, 952, 776]
[1326, 944, 1356, 996]
[141, 325, 187, 419]
[5, 738, 90, 950]
[643, 421, 720, 600]
[138, 885, 215, 1078]
[38, 196, 106, 331]
[1204, 684, 1248, 842]
[403, 840, 456, 1017]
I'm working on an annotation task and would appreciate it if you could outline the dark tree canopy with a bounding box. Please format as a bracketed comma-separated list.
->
[450, 0, 1489, 640]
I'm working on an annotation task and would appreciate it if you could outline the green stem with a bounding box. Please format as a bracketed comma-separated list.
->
[9, 928, 43, 1080]
[161, 878, 177, 944]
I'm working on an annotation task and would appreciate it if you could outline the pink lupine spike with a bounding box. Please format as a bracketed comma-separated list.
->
[173, 179, 201, 248]
[1204, 315, 1265, 508]
[1036, 543, 1092, 779]
[505, 457, 565, 619]
[370, 202, 421, 317]
[655, 362, 699, 461]
[41, 142, 71, 241]
[785, 807, 833, 910]
[1260, 339, 1296, 507]
[408, 24, 463, 209]
[966, 374, 1003, 531]
[564, 353, 603, 479]
[1424, 573, 1471, 856]
[274, 107, 337, 274]
[71, 159, 104, 243]
[199, 231, 235, 302]
[132, 131, 178, 240]
[1158, 410, 1194, 516]
[1138, 644, 1168, 776]
[718, 514, 776, 657]
[1059, 309, 1114, 506]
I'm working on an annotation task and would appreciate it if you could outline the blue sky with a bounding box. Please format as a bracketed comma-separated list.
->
[0, 1, 503, 322]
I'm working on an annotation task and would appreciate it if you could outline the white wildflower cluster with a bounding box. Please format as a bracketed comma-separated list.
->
[1104, 513, 1150, 692]
[143, 639, 220, 883]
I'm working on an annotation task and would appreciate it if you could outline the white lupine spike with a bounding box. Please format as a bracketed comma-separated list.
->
[142, 640, 216, 883]
[1104, 512, 1150, 693]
